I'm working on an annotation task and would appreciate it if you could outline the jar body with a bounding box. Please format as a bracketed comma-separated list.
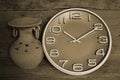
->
[10, 28, 43, 69]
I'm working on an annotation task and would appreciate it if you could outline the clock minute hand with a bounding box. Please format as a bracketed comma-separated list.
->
[63, 31, 77, 42]
[75, 28, 95, 42]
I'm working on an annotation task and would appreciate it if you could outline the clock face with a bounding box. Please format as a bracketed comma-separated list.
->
[42, 8, 112, 75]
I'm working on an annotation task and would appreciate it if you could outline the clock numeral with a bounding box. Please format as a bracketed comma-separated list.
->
[58, 16, 65, 24]
[98, 36, 108, 44]
[46, 37, 55, 44]
[88, 59, 97, 67]
[69, 12, 81, 20]
[96, 49, 105, 56]
[73, 63, 83, 71]
[50, 49, 59, 57]
[88, 14, 91, 22]
[50, 26, 61, 34]
[59, 60, 68, 67]
[94, 23, 103, 30]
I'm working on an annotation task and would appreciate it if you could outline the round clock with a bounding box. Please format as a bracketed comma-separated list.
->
[42, 8, 112, 75]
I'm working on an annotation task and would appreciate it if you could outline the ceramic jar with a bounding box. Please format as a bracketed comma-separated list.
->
[8, 17, 43, 69]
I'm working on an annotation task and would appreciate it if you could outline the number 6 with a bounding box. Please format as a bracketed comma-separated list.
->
[73, 63, 83, 71]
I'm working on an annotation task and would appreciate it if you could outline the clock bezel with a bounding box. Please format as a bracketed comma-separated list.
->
[42, 8, 112, 75]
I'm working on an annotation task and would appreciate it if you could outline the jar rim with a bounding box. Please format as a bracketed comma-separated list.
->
[8, 17, 42, 28]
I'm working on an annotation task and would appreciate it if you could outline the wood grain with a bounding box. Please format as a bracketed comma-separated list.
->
[0, 0, 120, 80]
[0, 0, 120, 10]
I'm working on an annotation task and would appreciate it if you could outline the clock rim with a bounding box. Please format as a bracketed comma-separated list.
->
[42, 8, 112, 75]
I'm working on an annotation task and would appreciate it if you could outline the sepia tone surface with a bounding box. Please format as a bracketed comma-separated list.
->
[0, 0, 120, 80]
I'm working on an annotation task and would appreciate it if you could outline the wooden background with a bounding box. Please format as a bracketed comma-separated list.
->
[0, 0, 120, 80]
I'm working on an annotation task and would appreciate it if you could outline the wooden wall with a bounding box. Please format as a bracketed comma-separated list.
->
[0, 0, 120, 80]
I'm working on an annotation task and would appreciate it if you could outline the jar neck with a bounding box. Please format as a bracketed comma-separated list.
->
[18, 27, 35, 42]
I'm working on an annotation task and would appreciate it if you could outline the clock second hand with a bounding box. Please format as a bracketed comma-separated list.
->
[71, 28, 95, 43]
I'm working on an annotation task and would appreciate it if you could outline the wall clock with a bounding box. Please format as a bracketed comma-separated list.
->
[42, 8, 112, 75]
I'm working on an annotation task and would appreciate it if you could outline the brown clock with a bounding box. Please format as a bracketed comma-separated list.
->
[42, 8, 112, 75]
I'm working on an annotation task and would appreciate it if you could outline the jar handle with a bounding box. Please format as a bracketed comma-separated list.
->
[13, 28, 18, 37]
[33, 26, 40, 39]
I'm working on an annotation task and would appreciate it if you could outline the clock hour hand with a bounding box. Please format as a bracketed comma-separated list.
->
[63, 31, 79, 43]
[72, 28, 95, 42]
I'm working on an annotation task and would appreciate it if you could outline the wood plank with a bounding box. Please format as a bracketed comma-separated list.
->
[0, 0, 120, 11]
